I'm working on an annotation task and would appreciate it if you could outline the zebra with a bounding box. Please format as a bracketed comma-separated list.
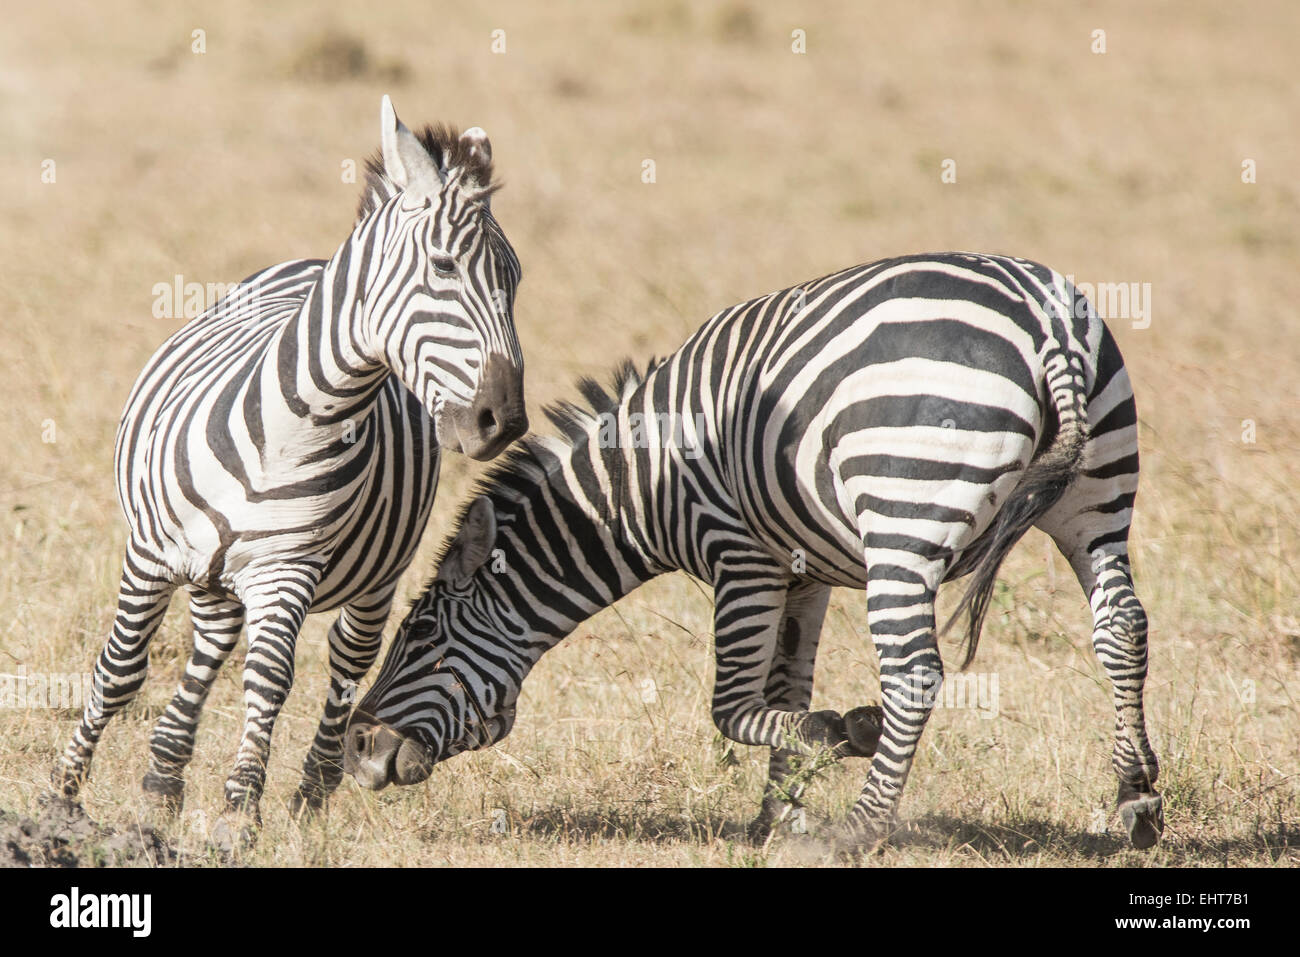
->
[52, 96, 528, 846]
[343, 251, 1163, 852]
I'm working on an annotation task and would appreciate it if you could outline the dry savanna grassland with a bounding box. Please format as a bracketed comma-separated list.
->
[0, 1, 1295, 867]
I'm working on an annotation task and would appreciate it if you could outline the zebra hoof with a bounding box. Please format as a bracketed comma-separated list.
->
[141, 771, 185, 819]
[799, 710, 851, 755]
[210, 811, 260, 857]
[743, 813, 775, 845]
[37, 788, 83, 815]
[745, 804, 815, 844]
[1118, 787, 1163, 850]
[289, 785, 327, 819]
[843, 706, 884, 758]
[50, 759, 86, 800]
[828, 820, 890, 861]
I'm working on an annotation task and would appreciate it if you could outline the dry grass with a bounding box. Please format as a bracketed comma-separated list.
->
[0, 0, 1295, 867]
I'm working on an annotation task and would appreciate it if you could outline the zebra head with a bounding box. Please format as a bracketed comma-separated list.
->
[344, 496, 518, 789]
[359, 96, 527, 461]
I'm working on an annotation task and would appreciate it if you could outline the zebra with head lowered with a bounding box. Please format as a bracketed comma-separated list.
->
[344, 252, 1163, 852]
[53, 97, 527, 844]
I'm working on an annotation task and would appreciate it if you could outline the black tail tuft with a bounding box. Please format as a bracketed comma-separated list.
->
[941, 363, 1089, 669]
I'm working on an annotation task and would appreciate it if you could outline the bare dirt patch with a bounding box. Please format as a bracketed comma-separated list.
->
[0, 798, 174, 868]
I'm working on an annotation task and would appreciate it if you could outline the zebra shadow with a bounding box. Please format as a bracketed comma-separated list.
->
[514, 806, 1292, 864]
[517, 804, 743, 846]
[888, 813, 1294, 864]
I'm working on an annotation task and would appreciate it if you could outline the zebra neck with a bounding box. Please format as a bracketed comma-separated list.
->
[475, 439, 666, 651]
[258, 235, 389, 456]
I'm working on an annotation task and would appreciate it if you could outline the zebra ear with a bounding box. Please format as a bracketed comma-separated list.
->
[460, 127, 491, 164]
[438, 496, 498, 586]
[379, 95, 442, 200]
[456, 126, 494, 203]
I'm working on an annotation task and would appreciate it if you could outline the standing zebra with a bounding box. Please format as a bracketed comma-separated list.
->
[53, 97, 527, 844]
[344, 252, 1163, 852]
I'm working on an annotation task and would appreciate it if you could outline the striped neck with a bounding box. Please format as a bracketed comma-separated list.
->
[357, 360, 741, 758]
[256, 217, 390, 460]
[471, 421, 669, 647]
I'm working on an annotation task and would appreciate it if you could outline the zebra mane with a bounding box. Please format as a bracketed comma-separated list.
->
[542, 358, 649, 442]
[356, 123, 499, 222]
[433, 356, 661, 567]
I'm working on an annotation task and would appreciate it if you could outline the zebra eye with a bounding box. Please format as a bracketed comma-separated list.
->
[432, 255, 457, 277]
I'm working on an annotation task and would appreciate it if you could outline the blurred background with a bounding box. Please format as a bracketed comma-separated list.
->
[0, 1, 1295, 865]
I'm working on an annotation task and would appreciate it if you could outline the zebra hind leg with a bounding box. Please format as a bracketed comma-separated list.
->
[1080, 549, 1162, 848]
[291, 589, 393, 817]
[53, 541, 176, 800]
[1034, 384, 1162, 849]
[140, 591, 244, 819]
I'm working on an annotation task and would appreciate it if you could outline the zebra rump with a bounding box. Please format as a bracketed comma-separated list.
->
[942, 374, 1090, 668]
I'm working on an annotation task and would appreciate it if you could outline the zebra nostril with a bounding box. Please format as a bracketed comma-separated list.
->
[478, 408, 498, 437]
[348, 725, 369, 758]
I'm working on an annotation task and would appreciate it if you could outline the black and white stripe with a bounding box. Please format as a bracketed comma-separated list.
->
[347, 252, 1162, 851]
[54, 97, 528, 831]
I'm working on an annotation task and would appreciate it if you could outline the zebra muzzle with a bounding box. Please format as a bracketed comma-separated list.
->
[444, 354, 527, 461]
[343, 716, 435, 789]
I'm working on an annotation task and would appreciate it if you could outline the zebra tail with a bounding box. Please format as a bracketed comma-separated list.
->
[942, 350, 1090, 670]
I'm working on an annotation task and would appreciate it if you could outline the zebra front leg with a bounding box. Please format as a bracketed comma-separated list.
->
[212, 569, 320, 852]
[140, 591, 244, 818]
[842, 557, 945, 852]
[291, 588, 394, 816]
[749, 580, 830, 840]
[53, 541, 175, 800]
[707, 562, 871, 797]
